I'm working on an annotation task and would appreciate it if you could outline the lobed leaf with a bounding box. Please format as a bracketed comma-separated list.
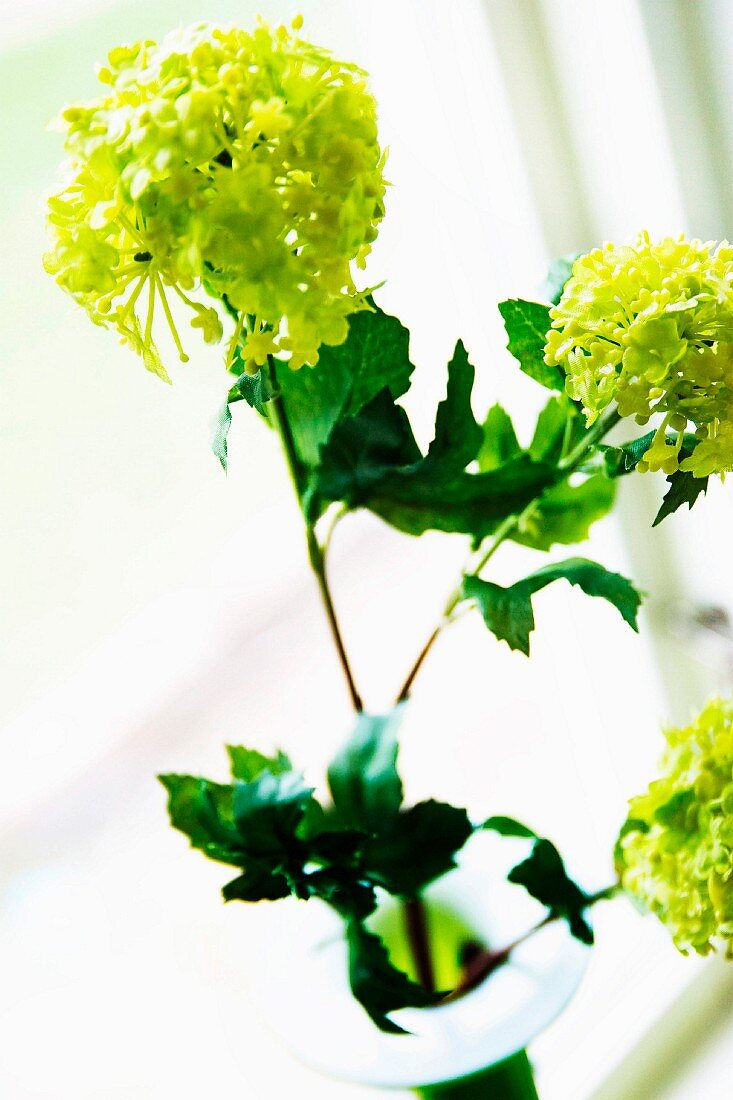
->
[508, 838, 594, 944]
[346, 920, 437, 1033]
[511, 472, 616, 552]
[477, 404, 521, 472]
[276, 301, 415, 468]
[653, 468, 709, 526]
[159, 774, 244, 866]
[423, 340, 483, 474]
[463, 556, 642, 656]
[498, 299, 565, 391]
[327, 708, 405, 832]
[362, 799, 474, 897]
[226, 746, 292, 782]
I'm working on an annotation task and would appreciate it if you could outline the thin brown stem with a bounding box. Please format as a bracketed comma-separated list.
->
[444, 885, 618, 1003]
[403, 896, 436, 994]
[267, 360, 363, 712]
[394, 407, 622, 703]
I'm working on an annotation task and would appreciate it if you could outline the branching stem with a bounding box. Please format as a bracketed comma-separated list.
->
[395, 407, 621, 703]
[444, 885, 618, 1003]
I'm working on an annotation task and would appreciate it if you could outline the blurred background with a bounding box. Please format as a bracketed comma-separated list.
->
[2, 1, 733, 1096]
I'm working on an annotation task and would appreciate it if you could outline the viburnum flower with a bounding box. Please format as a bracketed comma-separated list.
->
[616, 695, 733, 956]
[43, 18, 387, 380]
[544, 233, 733, 477]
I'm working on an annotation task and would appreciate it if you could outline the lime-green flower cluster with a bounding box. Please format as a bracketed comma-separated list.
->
[616, 695, 733, 956]
[43, 18, 387, 380]
[545, 233, 733, 477]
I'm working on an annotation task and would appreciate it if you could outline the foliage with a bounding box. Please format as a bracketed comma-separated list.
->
[463, 558, 642, 655]
[162, 714, 592, 1030]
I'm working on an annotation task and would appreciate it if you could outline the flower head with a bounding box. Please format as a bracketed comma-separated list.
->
[616, 695, 733, 956]
[44, 19, 386, 379]
[545, 233, 733, 477]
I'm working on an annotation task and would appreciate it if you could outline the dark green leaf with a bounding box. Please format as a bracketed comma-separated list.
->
[364, 455, 557, 539]
[542, 254, 578, 306]
[463, 556, 642, 656]
[653, 468, 709, 526]
[309, 339, 558, 538]
[226, 746, 292, 782]
[312, 388, 421, 510]
[482, 815, 538, 839]
[222, 863, 291, 903]
[362, 800, 474, 897]
[276, 302, 415, 467]
[301, 869, 377, 921]
[477, 405, 521, 471]
[424, 341, 483, 473]
[159, 774, 244, 866]
[211, 401, 232, 471]
[508, 838, 593, 944]
[346, 920, 436, 1033]
[232, 770, 315, 860]
[498, 299, 565, 391]
[327, 708, 405, 832]
[601, 431, 656, 478]
[510, 472, 616, 552]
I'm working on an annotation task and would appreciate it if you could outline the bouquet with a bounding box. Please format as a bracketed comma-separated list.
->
[44, 18, 733, 1097]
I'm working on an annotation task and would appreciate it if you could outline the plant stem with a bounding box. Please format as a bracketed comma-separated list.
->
[445, 885, 618, 1002]
[266, 360, 363, 712]
[404, 896, 436, 993]
[395, 407, 621, 702]
[416, 1051, 540, 1100]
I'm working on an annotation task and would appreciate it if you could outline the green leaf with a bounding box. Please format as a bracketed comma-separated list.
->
[346, 920, 436, 1033]
[653, 468, 709, 526]
[477, 405, 521, 471]
[300, 868, 377, 921]
[542, 254, 578, 306]
[226, 746, 292, 782]
[528, 396, 583, 464]
[232, 769, 315, 860]
[211, 362, 277, 468]
[276, 301, 415, 467]
[463, 556, 642, 656]
[159, 774, 244, 866]
[352, 453, 557, 540]
[312, 388, 421, 511]
[309, 341, 558, 538]
[482, 815, 538, 839]
[424, 341, 483, 473]
[601, 431, 656, 478]
[222, 863, 291, 903]
[508, 838, 593, 944]
[327, 708, 405, 832]
[362, 800, 474, 897]
[511, 472, 616, 551]
[211, 401, 232, 471]
[228, 364, 277, 414]
[498, 299, 565, 391]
